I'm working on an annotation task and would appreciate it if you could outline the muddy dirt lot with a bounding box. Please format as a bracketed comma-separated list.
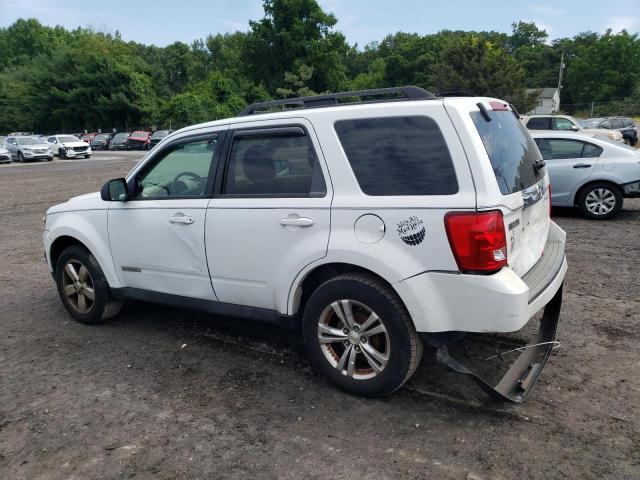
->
[1, 154, 638, 479]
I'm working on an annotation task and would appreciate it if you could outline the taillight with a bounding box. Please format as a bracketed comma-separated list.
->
[444, 210, 507, 273]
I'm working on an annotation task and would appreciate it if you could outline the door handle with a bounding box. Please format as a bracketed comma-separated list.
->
[169, 213, 194, 225]
[573, 163, 592, 169]
[279, 217, 314, 228]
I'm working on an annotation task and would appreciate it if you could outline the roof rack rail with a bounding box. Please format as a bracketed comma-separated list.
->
[237, 86, 436, 116]
[437, 90, 477, 97]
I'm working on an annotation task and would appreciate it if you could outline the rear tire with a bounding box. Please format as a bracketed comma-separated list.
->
[577, 182, 622, 220]
[55, 245, 122, 324]
[302, 273, 422, 397]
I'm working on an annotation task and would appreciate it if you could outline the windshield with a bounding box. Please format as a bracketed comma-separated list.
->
[95, 134, 111, 140]
[132, 132, 147, 138]
[471, 109, 545, 195]
[58, 136, 78, 143]
[152, 130, 169, 139]
[18, 137, 39, 145]
[582, 119, 603, 128]
[114, 133, 129, 139]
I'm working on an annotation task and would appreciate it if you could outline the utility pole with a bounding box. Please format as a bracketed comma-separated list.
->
[556, 51, 565, 111]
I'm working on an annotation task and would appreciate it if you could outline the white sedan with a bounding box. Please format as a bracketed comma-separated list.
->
[530, 131, 640, 219]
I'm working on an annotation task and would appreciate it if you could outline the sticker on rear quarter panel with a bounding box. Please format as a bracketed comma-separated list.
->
[396, 216, 425, 246]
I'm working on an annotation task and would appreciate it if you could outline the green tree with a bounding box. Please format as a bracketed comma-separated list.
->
[508, 21, 548, 52]
[431, 35, 533, 111]
[243, 0, 349, 93]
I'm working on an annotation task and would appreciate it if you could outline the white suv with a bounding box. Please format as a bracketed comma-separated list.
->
[43, 87, 568, 402]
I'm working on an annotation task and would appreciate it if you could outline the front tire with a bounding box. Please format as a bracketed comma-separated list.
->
[55, 245, 122, 324]
[17, 152, 24, 163]
[59, 149, 66, 159]
[302, 273, 422, 397]
[84, 154, 90, 159]
[577, 182, 623, 220]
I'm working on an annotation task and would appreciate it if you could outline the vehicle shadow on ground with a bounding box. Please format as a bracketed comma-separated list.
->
[107, 300, 534, 410]
[551, 206, 639, 221]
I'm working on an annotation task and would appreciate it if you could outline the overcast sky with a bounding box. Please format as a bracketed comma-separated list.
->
[1, 0, 638, 47]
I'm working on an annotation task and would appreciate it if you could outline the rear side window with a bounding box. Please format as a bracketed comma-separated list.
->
[526, 117, 550, 130]
[535, 139, 602, 160]
[334, 116, 458, 196]
[471, 109, 544, 195]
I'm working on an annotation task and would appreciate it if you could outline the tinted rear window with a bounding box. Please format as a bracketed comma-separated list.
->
[471, 110, 544, 195]
[334, 116, 458, 196]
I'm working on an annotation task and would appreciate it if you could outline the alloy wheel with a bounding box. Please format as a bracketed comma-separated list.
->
[585, 188, 616, 216]
[317, 299, 390, 380]
[61, 259, 95, 314]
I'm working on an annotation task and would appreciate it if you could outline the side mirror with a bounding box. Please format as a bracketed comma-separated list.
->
[570, 125, 579, 131]
[101, 178, 128, 202]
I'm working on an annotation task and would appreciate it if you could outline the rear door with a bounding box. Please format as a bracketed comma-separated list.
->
[205, 119, 331, 313]
[469, 104, 549, 276]
[535, 138, 601, 204]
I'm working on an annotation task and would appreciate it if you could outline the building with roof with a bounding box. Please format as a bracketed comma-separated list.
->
[526, 88, 560, 115]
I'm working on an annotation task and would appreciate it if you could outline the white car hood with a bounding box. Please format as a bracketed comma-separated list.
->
[47, 191, 103, 214]
[60, 141, 90, 148]
[584, 128, 623, 140]
[22, 143, 50, 149]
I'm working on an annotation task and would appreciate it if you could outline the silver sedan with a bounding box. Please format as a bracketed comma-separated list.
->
[530, 131, 640, 219]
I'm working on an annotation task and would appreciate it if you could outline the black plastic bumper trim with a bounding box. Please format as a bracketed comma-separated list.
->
[436, 284, 563, 403]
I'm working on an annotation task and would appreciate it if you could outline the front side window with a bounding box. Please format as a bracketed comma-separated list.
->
[335, 116, 458, 196]
[534, 139, 602, 160]
[223, 130, 326, 197]
[134, 137, 218, 199]
[553, 118, 575, 131]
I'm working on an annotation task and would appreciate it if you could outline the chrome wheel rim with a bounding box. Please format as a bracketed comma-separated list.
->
[585, 188, 616, 215]
[61, 259, 95, 314]
[317, 300, 390, 380]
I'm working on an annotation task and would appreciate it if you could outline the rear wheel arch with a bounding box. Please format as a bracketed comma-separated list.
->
[573, 179, 622, 206]
[292, 263, 410, 319]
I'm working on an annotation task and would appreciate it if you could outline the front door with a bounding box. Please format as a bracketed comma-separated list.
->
[535, 137, 601, 205]
[108, 130, 226, 300]
[205, 120, 332, 313]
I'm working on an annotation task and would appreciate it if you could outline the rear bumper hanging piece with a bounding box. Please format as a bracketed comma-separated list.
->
[436, 285, 563, 403]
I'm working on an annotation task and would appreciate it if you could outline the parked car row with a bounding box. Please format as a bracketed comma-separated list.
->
[1, 130, 175, 161]
[521, 114, 640, 219]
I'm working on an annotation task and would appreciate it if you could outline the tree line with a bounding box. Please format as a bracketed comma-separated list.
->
[1, 0, 639, 134]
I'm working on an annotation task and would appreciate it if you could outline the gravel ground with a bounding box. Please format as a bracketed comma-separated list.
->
[1, 152, 638, 479]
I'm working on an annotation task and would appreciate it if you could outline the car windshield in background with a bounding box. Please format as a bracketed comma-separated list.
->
[471, 109, 544, 195]
[132, 133, 146, 138]
[18, 137, 39, 145]
[114, 133, 129, 139]
[95, 134, 111, 140]
[152, 131, 169, 138]
[581, 120, 603, 128]
[58, 136, 78, 143]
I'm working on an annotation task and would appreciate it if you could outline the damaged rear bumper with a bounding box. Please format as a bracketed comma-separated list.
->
[436, 284, 563, 403]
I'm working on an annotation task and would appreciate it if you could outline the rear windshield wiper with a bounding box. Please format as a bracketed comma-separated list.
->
[533, 159, 546, 172]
